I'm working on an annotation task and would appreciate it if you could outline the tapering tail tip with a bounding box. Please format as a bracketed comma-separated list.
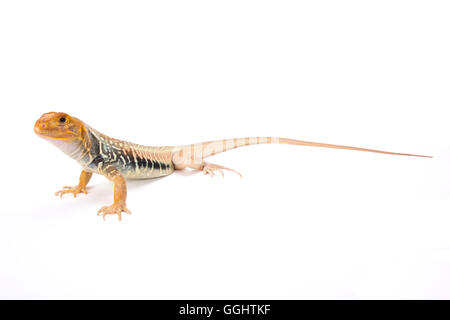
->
[396, 153, 433, 158]
[277, 138, 433, 158]
[404, 153, 433, 158]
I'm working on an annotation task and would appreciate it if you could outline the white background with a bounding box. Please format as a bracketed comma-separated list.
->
[0, 0, 449, 299]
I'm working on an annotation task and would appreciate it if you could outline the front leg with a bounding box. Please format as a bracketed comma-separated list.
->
[97, 165, 131, 221]
[55, 170, 93, 198]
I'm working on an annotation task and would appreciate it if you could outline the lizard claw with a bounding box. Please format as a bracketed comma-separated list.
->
[55, 185, 88, 198]
[97, 202, 131, 221]
[202, 163, 242, 178]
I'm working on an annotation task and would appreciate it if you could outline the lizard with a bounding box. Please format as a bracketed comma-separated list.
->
[34, 112, 432, 221]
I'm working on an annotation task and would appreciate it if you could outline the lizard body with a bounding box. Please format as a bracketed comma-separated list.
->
[34, 112, 431, 221]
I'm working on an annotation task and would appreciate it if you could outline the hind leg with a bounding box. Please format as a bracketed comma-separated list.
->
[202, 162, 242, 178]
[176, 161, 242, 178]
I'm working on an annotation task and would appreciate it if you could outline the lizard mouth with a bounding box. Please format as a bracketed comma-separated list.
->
[34, 121, 51, 137]
[34, 120, 80, 140]
[34, 121, 61, 139]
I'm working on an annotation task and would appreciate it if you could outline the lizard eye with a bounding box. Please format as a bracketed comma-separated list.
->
[59, 117, 66, 123]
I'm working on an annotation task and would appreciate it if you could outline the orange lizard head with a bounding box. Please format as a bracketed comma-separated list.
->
[34, 112, 85, 141]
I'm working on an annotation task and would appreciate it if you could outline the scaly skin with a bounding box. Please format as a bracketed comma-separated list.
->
[34, 112, 432, 221]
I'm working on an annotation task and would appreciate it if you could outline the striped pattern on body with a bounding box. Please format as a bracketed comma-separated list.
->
[82, 127, 174, 179]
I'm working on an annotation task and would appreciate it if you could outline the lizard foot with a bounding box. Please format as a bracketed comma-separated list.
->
[203, 163, 243, 178]
[55, 185, 87, 198]
[97, 202, 131, 221]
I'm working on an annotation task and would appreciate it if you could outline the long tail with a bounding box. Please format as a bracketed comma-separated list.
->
[171, 136, 431, 166]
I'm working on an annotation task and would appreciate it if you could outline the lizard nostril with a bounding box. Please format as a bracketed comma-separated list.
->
[40, 123, 46, 129]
